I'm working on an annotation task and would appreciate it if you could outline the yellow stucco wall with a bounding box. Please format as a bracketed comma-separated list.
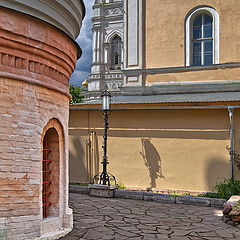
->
[68, 108, 240, 192]
[145, 67, 240, 84]
[145, 0, 240, 68]
[144, 0, 240, 83]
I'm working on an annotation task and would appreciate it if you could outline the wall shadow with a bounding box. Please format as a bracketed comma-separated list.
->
[89, 131, 100, 182]
[69, 132, 100, 183]
[69, 137, 87, 182]
[140, 138, 164, 189]
[69, 127, 229, 141]
[205, 157, 229, 191]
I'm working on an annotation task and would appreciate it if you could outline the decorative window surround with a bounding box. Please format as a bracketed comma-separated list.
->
[185, 6, 219, 66]
[105, 30, 123, 70]
[106, 29, 123, 43]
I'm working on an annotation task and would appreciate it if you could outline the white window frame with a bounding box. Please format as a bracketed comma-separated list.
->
[110, 35, 122, 69]
[105, 30, 123, 70]
[185, 7, 219, 66]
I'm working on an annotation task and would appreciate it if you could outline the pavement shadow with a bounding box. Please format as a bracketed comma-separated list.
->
[140, 138, 164, 189]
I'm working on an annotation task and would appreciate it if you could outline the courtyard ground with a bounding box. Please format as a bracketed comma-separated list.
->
[60, 193, 240, 240]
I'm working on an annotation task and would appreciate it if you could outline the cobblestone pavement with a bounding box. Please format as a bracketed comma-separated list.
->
[60, 193, 240, 240]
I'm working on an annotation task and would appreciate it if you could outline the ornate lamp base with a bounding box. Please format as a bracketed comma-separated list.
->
[89, 184, 118, 198]
[93, 172, 117, 186]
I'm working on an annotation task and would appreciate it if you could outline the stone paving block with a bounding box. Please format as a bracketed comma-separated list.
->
[60, 193, 239, 240]
[82, 229, 105, 239]
[0, 230, 7, 238]
[101, 235, 115, 240]
[156, 233, 169, 239]
[60, 236, 79, 240]
[111, 233, 129, 239]
[142, 233, 158, 239]
[176, 196, 211, 207]
[143, 192, 176, 203]
[114, 190, 144, 200]
[170, 237, 189, 240]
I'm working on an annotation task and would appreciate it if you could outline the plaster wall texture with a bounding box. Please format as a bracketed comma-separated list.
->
[145, 66, 240, 84]
[0, 6, 79, 240]
[145, 0, 240, 68]
[69, 108, 240, 192]
[143, 0, 240, 84]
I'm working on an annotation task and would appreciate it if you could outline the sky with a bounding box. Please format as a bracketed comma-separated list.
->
[69, 0, 94, 86]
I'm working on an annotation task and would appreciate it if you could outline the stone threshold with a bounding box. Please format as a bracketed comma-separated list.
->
[69, 185, 226, 208]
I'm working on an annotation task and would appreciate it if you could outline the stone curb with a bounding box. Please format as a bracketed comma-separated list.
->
[176, 195, 211, 207]
[69, 185, 226, 208]
[114, 190, 144, 200]
[69, 185, 90, 194]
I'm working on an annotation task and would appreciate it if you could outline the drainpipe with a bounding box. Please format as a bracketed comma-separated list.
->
[228, 106, 235, 180]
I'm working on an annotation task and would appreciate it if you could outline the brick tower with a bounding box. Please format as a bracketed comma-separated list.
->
[0, 1, 85, 239]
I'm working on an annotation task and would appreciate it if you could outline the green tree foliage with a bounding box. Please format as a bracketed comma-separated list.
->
[69, 85, 84, 104]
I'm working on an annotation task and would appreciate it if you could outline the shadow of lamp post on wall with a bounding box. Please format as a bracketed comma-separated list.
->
[90, 87, 118, 197]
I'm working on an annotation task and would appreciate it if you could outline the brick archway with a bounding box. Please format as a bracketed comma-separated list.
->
[41, 118, 65, 222]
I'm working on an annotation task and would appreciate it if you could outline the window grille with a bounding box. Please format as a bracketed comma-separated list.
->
[111, 35, 122, 69]
[42, 136, 52, 218]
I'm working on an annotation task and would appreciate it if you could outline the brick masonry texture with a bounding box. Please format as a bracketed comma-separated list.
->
[0, 78, 70, 238]
[0, 6, 78, 239]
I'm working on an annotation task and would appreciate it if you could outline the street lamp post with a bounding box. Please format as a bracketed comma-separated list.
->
[90, 88, 118, 198]
[92, 88, 116, 186]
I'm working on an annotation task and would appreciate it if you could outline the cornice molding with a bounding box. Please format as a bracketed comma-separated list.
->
[70, 102, 240, 111]
[92, 15, 123, 22]
[0, 7, 78, 97]
[123, 62, 240, 76]
[0, 0, 85, 40]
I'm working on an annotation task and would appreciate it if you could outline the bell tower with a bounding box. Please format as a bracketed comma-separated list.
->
[87, 0, 124, 99]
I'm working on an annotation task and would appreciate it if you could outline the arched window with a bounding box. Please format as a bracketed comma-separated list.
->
[192, 13, 213, 65]
[185, 7, 219, 66]
[110, 35, 122, 70]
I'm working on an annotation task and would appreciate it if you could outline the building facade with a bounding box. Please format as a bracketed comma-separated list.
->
[0, 1, 85, 239]
[69, 0, 240, 193]
[87, 0, 124, 99]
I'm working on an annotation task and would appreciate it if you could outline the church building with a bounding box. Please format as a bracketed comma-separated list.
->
[69, 0, 240, 194]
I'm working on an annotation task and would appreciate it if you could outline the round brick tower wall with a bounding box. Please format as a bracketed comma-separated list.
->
[0, 3, 84, 239]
